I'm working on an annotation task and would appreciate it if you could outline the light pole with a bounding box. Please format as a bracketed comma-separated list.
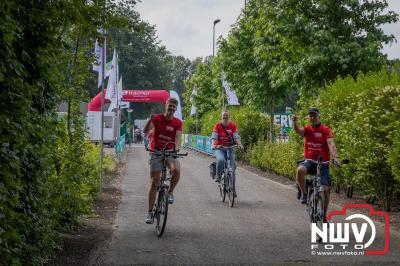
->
[212, 19, 220, 57]
[100, 0, 107, 193]
[212, 19, 222, 109]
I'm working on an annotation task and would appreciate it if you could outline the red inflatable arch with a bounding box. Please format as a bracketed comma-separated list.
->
[88, 90, 170, 111]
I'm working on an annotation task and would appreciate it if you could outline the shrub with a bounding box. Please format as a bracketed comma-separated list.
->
[301, 68, 400, 210]
[248, 139, 301, 179]
[338, 86, 400, 210]
[200, 106, 272, 147]
[183, 115, 198, 134]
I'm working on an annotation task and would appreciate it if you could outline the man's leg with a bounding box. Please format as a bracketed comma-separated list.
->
[296, 165, 307, 194]
[169, 159, 181, 193]
[148, 171, 161, 211]
[146, 156, 162, 223]
[321, 165, 331, 217]
[296, 164, 308, 204]
[215, 149, 226, 181]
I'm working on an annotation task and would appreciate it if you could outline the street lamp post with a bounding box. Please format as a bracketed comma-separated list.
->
[212, 19, 222, 109]
[212, 19, 220, 57]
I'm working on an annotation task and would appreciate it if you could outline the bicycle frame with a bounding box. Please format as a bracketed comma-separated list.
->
[147, 142, 187, 237]
[216, 145, 237, 207]
[160, 154, 171, 190]
[149, 142, 186, 189]
[217, 145, 237, 173]
[296, 156, 348, 242]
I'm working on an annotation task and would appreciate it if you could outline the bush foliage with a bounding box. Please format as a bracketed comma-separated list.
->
[197, 106, 273, 148]
[299, 68, 400, 210]
[189, 68, 398, 211]
[0, 1, 117, 264]
[248, 139, 301, 178]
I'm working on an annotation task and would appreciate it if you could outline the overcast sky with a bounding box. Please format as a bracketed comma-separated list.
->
[136, 0, 400, 60]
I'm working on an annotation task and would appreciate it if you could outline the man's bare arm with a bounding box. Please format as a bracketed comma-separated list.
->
[327, 138, 340, 165]
[143, 117, 154, 134]
[292, 114, 305, 137]
[175, 131, 182, 150]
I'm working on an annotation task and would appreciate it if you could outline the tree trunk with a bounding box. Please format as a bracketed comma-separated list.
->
[334, 182, 340, 193]
[67, 34, 81, 136]
[346, 185, 353, 198]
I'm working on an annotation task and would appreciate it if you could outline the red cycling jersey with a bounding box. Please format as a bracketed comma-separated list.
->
[212, 122, 237, 146]
[303, 124, 333, 161]
[151, 114, 182, 150]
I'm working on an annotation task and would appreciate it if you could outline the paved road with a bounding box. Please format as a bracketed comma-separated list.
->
[97, 145, 400, 265]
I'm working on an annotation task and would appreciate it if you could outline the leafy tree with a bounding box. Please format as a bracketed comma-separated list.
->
[108, 12, 193, 120]
[171, 56, 192, 101]
[183, 57, 222, 122]
[217, 0, 398, 110]
[0, 0, 134, 263]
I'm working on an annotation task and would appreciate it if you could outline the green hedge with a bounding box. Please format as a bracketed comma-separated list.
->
[0, 114, 112, 265]
[183, 115, 197, 134]
[246, 68, 400, 211]
[302, 69, 400, 210]
[248, 139, 301, 178]
[199, 106, 273, 148]
[0, 1, 124, 263]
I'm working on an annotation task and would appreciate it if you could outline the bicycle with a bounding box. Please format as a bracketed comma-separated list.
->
[215, 145, 238, 207]
[296, 156, 349, 242]
[147, 142, 187, 237]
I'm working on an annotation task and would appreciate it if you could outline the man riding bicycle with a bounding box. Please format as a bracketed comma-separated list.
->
[292, 107, 341, 215]
[143, 98, 183, 224]
[211, 111, 243, 187]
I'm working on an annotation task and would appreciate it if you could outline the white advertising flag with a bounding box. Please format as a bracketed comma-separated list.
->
[190, 86, 198, 116]
[190, 105, 197, 116]
[118, 76, 123, 107]
[222, 77, 240, 106]
[105, 49, 117, 101]
[105, 61, 112, 77]
[169, 90, 183, 121]
[92, 40, 105, 88]
[92, 40, 102, 72]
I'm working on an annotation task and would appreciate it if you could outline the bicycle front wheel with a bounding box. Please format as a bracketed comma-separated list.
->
[313, 192, 325, 243]
[227, 172, 235, 207]
[156, 188, 169, 237]
[219, 176, 226, 202]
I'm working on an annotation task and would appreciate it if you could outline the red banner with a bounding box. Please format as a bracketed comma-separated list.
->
[88, 90, 170, 111]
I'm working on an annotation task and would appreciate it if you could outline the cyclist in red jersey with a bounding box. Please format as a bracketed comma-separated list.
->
[292, 108, 341, 213]
[143, 98, 183, 224]
[211, 111, 243, 186]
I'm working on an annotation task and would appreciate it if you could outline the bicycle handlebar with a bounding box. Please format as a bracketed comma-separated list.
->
[146, 148, 188, 157]
[299, 158, 350, 167]
[213, 144, 239, 150]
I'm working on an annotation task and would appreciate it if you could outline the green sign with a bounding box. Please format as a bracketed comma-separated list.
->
[272, 113, 292, 134]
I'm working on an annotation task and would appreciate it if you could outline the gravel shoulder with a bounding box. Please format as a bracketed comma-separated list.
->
[48, 149, 126, 266]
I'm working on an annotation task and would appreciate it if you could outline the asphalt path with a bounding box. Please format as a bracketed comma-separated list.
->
[98, 145, 400, 265]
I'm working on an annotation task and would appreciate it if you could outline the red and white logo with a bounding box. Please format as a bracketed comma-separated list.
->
[311, 204, 390, 256]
